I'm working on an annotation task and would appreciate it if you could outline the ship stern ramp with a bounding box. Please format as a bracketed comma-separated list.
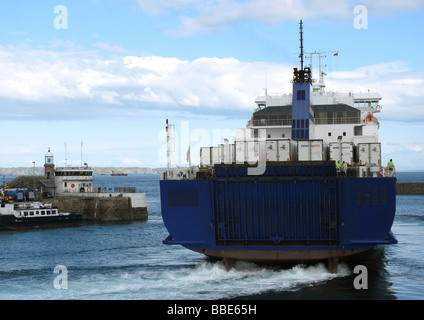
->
[160, 163, 397, 270]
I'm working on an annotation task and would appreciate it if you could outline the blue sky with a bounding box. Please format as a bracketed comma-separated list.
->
[1, 0, 424, 170]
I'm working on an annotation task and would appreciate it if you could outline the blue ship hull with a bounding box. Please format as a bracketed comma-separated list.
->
[160, 162, 397, 269]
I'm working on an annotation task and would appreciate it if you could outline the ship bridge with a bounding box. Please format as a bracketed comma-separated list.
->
[250, 104, 361, 127]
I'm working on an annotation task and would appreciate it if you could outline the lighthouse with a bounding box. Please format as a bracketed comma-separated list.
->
[44, 147, 55, 180]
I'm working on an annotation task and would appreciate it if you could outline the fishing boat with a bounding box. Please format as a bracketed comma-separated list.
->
[159, 21, 397, 272]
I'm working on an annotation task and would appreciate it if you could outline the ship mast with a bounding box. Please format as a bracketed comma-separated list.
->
[291, 20, 312, 141]
[300, 20, 304, 70]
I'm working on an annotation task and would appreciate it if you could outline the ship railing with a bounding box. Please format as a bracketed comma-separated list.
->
[249, 118, 361, 127]
[250, 119, 292, 127]
[315, 117, 360, 125]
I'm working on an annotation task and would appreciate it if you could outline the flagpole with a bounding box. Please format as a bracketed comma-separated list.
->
[187, 146, 191, 168]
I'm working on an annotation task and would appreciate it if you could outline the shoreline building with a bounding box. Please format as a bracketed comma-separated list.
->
[45, 148, 94, 195]
[54, 167, 94, 194]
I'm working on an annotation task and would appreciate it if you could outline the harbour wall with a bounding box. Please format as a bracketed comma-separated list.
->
[51, 193, 148, 222]
[396, 183, 424, 195]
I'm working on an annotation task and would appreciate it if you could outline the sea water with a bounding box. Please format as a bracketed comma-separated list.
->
[0, 172, 423, 300]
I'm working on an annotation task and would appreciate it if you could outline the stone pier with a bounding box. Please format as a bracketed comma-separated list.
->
[51, 193, 148, 222]
[396, 183, 424, 195]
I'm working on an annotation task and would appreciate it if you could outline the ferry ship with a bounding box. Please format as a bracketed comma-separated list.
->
[159, 21, 397, 272]
[0, 199, 82, 231]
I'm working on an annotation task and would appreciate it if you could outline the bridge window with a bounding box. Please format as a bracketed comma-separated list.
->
[354, 126, 363, 136]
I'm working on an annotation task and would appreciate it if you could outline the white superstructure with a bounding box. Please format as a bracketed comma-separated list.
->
[250, 51, 381, 147]
[198, 51, 387, 177]
[162, 49, 393, 181]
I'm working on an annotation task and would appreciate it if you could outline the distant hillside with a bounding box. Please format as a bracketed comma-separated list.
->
[0, 167, 161, 176]
[93, 167, 160, 174]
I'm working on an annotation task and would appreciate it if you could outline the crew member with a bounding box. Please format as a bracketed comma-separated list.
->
[341, 161, 347, 174]
[336, 161, 341, 172]
[387, 159, 395, 177]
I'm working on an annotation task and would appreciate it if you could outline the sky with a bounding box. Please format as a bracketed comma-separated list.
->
[1, 0, 424, 170]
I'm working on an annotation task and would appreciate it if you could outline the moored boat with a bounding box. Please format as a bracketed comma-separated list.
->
[0, 198, 82, 231]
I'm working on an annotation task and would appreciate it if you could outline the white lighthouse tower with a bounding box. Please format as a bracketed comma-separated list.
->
[44, 147, 55, 180]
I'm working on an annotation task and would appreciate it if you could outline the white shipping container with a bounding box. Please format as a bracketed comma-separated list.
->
[266, 141, 278, 161]
[297, 140, 311, 161]
[358, 143, 369, 165]
[370, 142, 381, 166]
[341, 142, 354, 165]
[211, 146, 220, 166]
[297, 140, 324, 161]
[235, 141, 246, 164]
[278, 140, 291, 161]
[310, 140, 324, 161]
[200, 147, 211, 167]
[247, 141, 259, 164]
[329, 142, 341, 162]
[223, 144, 235, 164]
[218, 144, 224, 164]
[329, 142, 354, 164]
[358, 143, 380, 166]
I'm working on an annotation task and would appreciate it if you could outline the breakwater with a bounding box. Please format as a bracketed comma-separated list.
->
[51, 193, 148, 222]
[396, 183, 424, 195]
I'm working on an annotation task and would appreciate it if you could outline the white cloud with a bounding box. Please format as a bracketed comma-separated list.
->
[0, 46, 290, 120]
[361, 0, 424, 15]
[119, 156, 143, 166]
[383, 141, 424, 154]
[0, 45, 423, 123]
[326, 61, 424, 122]
[93, 42, 128, 54]
[135, 0, 200, 15]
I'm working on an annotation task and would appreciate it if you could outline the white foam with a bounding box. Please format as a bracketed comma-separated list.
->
[16, 260, 351, 300]
[123, 260, 352, 300]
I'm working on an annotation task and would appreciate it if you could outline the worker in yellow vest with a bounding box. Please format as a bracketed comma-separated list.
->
[387, 159, 395, 177]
